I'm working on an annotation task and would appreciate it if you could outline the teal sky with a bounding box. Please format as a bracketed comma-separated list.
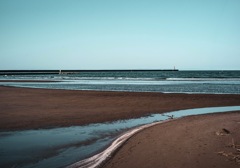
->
[0, 0, 240, 70]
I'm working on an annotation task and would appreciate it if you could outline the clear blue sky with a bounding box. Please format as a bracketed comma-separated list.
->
[0, 0, 240, 70]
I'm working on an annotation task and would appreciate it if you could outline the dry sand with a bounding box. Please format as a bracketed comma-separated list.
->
[0, 86, 240, 131]
[102, 112, 240, 168]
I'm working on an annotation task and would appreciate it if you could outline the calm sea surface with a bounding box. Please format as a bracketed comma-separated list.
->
[1, 70, 240, 94]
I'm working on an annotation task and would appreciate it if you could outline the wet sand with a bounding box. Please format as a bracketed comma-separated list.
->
[102, 112, 240, 168]
[0, 86, 240, 131]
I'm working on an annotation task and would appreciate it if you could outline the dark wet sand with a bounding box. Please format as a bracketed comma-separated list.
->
[102, 112, 240, 168]
[0, 86, 240, 131]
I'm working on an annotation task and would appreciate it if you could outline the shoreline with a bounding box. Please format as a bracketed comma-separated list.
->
[68, 111, 240, 168]
[1, 86, 240, 131]
[102, 112, 240, 168]
[67, 120, 168, 168]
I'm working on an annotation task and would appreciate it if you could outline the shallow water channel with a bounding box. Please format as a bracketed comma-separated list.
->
[1, 106, 240, 168]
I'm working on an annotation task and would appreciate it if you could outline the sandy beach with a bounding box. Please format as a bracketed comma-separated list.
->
[0, 86, 240, 168]
[0, 86, 240, 131]
[102, 112, 240, 168]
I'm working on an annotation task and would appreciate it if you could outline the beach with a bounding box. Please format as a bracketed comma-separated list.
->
[0, 85, 240, 168]
[102, 112, 240, 168]
[1, 86, 240, 131]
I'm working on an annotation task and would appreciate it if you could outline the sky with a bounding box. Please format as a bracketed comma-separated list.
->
[0, 0, 240, 70]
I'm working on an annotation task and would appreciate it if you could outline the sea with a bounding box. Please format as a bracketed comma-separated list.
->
[1, 70, 240, 94]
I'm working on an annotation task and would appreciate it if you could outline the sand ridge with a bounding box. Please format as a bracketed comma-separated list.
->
[1, 86, 240, 131]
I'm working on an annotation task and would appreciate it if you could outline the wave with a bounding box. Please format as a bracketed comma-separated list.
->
[62, 77, 165, 81]
[2, 74, 240, 82]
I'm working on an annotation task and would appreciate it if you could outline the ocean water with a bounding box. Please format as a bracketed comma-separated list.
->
[1, 70, 240, 94]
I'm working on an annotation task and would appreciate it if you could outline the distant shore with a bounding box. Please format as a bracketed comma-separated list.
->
[0, 86, 240, 131]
